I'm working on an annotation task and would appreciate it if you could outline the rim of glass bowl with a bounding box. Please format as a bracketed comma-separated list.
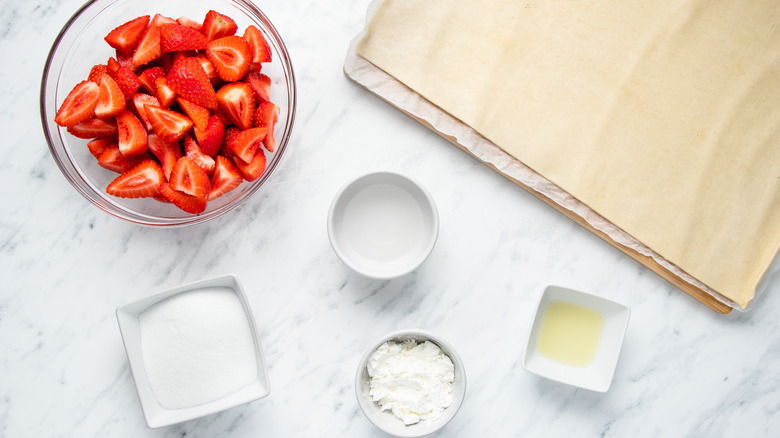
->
[40, 0, 296, 227]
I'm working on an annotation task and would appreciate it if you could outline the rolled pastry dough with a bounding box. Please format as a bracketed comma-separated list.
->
[356, 0, 780, 308]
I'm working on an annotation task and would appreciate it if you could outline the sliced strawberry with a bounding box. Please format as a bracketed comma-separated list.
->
[225, 127, 267, 163]
[137, 66, 165, 94]
[184, 135, 216, 175]
[147, 132, 180, 180]
[155, 52, 175, 73]
[144, 104, 193, 142]
[115, 50, 138, 72]
[160, 23, 209, 52]
[193, 113, 226, 156]
[105, 15, 150, 54]
[254, 100, 279, 152]
[232, 148, 266, 182]
[87, 64, 108, 84]
[67, 118, 117, 139]
[160, 183, 207, 213]
[208, 155, 243, 201]
[216, 82, 254, 130]
[131, 14, 176, 66]
[169, 156, 210, 198]
[206, 36, 252, 82]
[245, 72, 271, 102]
[176, 97, 209, 131]
[201, 10, 238, 41]
[166, 57, 218, 110]
[243, 25, 272, 64]
[95, 73, 126, 119]
[116, 110, 148, 156]
[106, 159, 165, 198]
[107, 57, 142, 98]
[87, 137, 117, 159]
[194, 55, 220, 86]
[177, 16, 202, 32]
[130, 93, 161, 130]
[97, 143, 144, 173]
[154, 77, 177, 108]
[54, 81, 100, 127]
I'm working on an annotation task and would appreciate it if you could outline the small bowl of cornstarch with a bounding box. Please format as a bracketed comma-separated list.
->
[355, 329, 466, 437]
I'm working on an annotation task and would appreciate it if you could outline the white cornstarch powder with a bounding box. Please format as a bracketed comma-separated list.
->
[139, 287, 258, 409]
[367, 339, 455, 425]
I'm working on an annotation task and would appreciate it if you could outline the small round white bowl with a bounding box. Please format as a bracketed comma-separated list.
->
[327, 172, 438, 279]
[355, 329, 466, 438]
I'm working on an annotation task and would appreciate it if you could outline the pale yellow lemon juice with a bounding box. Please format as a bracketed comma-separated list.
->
[537, 300, 605, 367]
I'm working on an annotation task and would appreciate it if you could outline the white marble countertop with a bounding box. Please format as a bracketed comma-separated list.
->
[2, 0, 779, 436]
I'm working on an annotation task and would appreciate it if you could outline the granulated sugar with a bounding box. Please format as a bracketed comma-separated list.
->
[139, 287, 258, 409]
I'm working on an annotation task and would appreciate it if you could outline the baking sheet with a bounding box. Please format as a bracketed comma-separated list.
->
[344, 0, 780, 312]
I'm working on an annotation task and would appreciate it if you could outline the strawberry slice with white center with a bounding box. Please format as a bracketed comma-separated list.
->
[168, 156, 210, 199]
[254, 100, 279, 152]
[104, 15, 150, 54]
[243, 25, 272, 64]
[95, 73, 126, 119]
[54, 81, 100, 127]
[231, 148, 266, 182]
[137, 66, 165, 94]
[206, 36, 252, 82]
[144, 104, 193, 142]
[216, 82, 255, 130]
[208, 155, 243, 201]
[129, 93, 161, 130]
[116, 110, 148, 156]
[193, 113, 226, 157]
[167, 57, 218, 110]
[184, 135, 216, 175]
[147, 132, 181, 180]
[106, 159, 165, 198]
[159, 183, 207, 214]
[87, 137, 117, 159]
[245, 72, 271, 102]
[131, 14, 176, 66]
[201, 10, 238, 41]
[67, 118, 117, 139]
[225, 126, 267, 163]
[154, 77, 177, 108]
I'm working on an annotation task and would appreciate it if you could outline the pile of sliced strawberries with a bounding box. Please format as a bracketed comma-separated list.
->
[53, 11, 280, 214]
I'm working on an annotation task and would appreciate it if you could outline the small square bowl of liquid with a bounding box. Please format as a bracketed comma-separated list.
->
[522, 285, 630, 392]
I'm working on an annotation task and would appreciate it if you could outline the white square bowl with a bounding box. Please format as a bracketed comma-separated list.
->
[522, 285, 630, 392]
[116, 274, 270, 428]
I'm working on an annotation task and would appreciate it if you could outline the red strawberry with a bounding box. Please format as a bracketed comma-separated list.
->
[225, 127, 267, 163]
[201, 10, 237, 41]
[97, 143, 144, 173]
[130, 93, 161, 130]
[206, 36, 252, 82]
[144, 104, 193, 142]
[105, 15, 150, 54]
[115, 50, 138, 72]
[116, 110, 148, 156]
[167, 57, 218, 110]
[67, 118, 117, 139]
[54, 81, 100, 127]
[176, 16, 202, 31]
[132, 14, 176, 66]
[184, 135, 215, 174]
[245, 72, 271, 102]
[95, 73, 126, 119]
[169, 156, 210, 198]
[208, 155, 243, 201]
[154, 77, 177, 107]
[147, 132, 180, 180]
[243, 25, 272, 64]
[176, 97, 209, 131]
[193, 113, 225, 156]
[87, 137, 117, 159]
[232, 148, 266, 182]
[137, 66, 165, 94]
[194, 55, 220, 86]
[160, 23, 209, 53]
[216, 82, 254, 130]
[87, 64, 108, 84]
[107, 57, 142, 98]
[160, 183, 207, 213]
[106, 159, 165, 198]
[254, 100, 279, 152]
